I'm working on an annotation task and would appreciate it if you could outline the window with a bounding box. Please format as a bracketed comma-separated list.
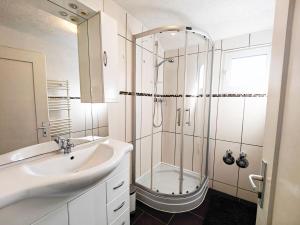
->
[221, 47, 271, 94]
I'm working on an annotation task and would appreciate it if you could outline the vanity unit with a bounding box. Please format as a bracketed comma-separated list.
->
[0, 138, 132, 225]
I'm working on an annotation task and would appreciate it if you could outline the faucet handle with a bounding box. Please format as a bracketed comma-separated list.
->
[54, 136, 61, 144]
[66, 138, 75, 147]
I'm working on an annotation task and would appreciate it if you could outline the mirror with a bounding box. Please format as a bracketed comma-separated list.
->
[0, 0, 108, 158]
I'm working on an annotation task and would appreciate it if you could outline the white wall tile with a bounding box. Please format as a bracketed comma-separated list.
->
[161, 132, 175, 165]
[175, 134, 194, 171]
[213, 181, 237, 197]
[165, 49, 178, 58]
[153, 132, 162, 166]
[177, 56, 185, 94]
[126, 13, 142, 41]
[194, 97, 215, 138]
[135, 96, 142, 139]
[209, 97, 218, 138]
[92, 128, 99, 136]
[70, 99, 86, 132]
[222, 34, 250, 50]
[184, 54, 199, 95]
[214, 40, 222, 50]
[162, 97, 176, 132]
[193, 137, 203, 173]
[250, 30, 273, 46]
[211, 50, 221, 94]
[85, 103, 93, 130]
[207, 139, 216, 179]
[103, 0, 126, 37]
[96, 103, 108, 127]
[179, 45, 198, 56]
[237, 189, 257, 203]
[126, 96, 133, 142]
[127, 44, 142, 92]
[141, 49, 154, 93]
[140, 136, 151, 177]
[243, 97, 267, 146]
[216, 97, 244, 142]
[72, 131, 86, 138]
[238, 144, 263, 191]
[163, 57, 178, 95]
[135, 139, 141, 178]
[107, 95, 125, 141]
[99, 126, 108, 136]
[193, 137, 214, 178]
[214, 140, 240, 186]
[141, 34, 154, 53]
[141, 96, 153, 137]
[118, 36, 126, 91]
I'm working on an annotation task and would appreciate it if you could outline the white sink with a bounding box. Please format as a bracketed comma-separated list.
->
[24, 144, 114, 176]
[0, 138, 133, 209]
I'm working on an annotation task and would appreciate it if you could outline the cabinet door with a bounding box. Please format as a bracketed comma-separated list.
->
[100, 12, 119, 103]
[68, 183, 107, 225]
[32, 206, 68, 225]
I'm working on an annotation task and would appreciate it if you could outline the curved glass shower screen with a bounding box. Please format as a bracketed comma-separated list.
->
[132, 27, 213, 199]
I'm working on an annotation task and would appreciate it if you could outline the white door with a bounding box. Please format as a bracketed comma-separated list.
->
[255, 0, 300, 224]
[0, 46, 49, 154]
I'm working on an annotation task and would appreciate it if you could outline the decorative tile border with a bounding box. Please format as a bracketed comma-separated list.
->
[119, 91, 266, 98]
[48, 96, 80, 99]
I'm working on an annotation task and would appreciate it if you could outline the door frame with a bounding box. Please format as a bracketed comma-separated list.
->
[255, 0, 296, 224]
[0, 45, 49, 144]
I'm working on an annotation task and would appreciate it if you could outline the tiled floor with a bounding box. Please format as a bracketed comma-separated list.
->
[130, 189, 257, 225]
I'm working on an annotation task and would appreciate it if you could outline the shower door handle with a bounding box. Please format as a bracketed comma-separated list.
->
[177, 108, 181, 126]
[185, 109, 191, 126]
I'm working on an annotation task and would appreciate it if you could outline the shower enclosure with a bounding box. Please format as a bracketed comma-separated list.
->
[132, 26, 214, 212]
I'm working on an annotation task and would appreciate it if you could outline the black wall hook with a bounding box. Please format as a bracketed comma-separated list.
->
[236, 152, 249, 168]
[223, 149, 235, 165]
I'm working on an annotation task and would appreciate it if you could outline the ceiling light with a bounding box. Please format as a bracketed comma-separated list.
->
[69, 3, 78, 9]
[59, 11, 68, 17]
[170, 32, 176, 36]
[80, 11, 88, 16]
[69, 16, 78, 23]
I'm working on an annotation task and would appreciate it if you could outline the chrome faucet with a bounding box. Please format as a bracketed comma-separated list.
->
[54, 136, 74, 154]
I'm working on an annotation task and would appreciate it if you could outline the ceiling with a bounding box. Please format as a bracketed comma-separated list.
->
[0, 0, 77, 46]
[114, 0, 276, 41]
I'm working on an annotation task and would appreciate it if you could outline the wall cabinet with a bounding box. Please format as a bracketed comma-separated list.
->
[78, 12, 119, 103]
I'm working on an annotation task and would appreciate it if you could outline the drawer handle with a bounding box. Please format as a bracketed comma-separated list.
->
[113, 201, 125, 212]
[113, 181, 125, 190]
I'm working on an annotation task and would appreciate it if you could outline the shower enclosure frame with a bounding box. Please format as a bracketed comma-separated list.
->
[131, 25, 214, 212]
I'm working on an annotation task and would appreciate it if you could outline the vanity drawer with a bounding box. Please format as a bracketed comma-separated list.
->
[110, 208, 130, 225]
[106, 171, 129, 203]
[107, 189, 129, 224]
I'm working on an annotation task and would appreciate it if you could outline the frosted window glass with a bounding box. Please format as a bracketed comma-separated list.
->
[227, 54, 269, 93]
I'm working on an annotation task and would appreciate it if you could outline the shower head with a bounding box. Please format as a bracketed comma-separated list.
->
[156, 58, 175, 68]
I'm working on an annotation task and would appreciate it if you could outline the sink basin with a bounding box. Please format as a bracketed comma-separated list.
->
[0, 138, 133, 209]
[24, 144, 114, 176]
